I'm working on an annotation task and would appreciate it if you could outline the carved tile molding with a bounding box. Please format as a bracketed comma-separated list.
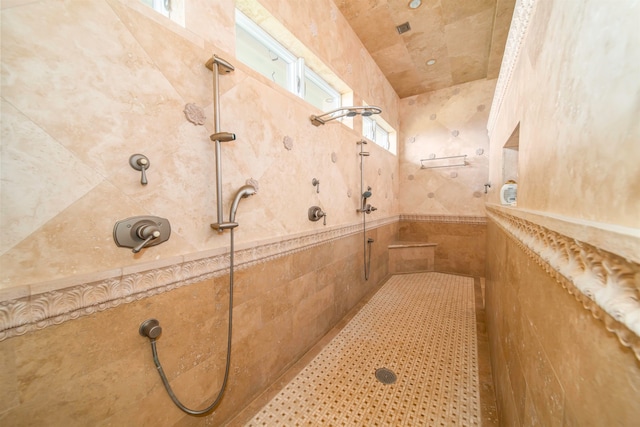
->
[0, 216, 398, 341]
[486, 205, 640, 360]
[487, 0, 537, 133]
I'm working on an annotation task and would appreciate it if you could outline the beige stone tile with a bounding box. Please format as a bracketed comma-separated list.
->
[494, 344, 521, 427]
[0, 285, 29, 302]
[285, 270, 318, 307]
[0, 101, 103, 256]
[233, 255, 291, 307]
[522, 386, 541, 427]
[4, 298, 166, 424]
[1, 1, 185, 178]
[107, 0, 212, 108]
[0, 181, 195, 288]
[487, 223, 640, 427]
[1, 0, 38, 9]
[389, 244, 435, 273]
[233, 296, 264, 344]
[0, 340, 19, 414]
[397, 221, 487, 276]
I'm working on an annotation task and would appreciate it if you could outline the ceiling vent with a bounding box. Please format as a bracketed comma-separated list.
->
[396, 22, 411, 34]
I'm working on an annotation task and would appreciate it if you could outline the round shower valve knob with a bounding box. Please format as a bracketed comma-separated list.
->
[308, 206, 327, 225]
[139, 319, 162, 339]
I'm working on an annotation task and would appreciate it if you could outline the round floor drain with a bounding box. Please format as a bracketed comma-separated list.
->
[375, 368, 397, 385]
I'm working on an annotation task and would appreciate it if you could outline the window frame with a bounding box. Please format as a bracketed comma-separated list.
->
[235, 9, 341, 112]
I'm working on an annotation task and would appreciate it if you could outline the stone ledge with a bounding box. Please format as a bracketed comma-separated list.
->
[388, 241, 437, 274]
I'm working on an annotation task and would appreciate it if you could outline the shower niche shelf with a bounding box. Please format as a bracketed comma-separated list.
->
[420, 155, 467, 169]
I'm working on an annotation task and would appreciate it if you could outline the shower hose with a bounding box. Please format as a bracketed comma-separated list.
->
[146, 229, 236, 415]
[363, 213, 372, 280]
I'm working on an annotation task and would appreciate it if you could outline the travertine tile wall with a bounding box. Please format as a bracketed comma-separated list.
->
[0, 222, 397, 425]
[0, 0, 499, 424]
[398, 78, 495, 218]
[485, 0, 640, 424]
[486, 0, 640, 226]
[398, 220, 486, 277]
[0, 0, 404, 424]
[394, 78, 494, 279]
[485, 222, 640, 426]
[0, 0, 399, 291]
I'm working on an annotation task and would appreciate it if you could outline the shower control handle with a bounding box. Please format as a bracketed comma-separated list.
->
[132, 224, 161, 253]
[308, 206, 327, 226]
[113, 216, 171, 253]
[129, 154, 150, 185]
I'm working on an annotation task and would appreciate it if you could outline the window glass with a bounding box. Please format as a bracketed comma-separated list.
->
[236, 9, 341, 112]
[304, 68, 341, 111]
[363, 116, 376, 141]
[236, 11, 295, 91]
[363, 115, 395, 153]
[140, 0, 185, 26]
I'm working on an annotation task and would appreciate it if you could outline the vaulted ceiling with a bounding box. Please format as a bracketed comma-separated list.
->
[335, 0, 516, 98]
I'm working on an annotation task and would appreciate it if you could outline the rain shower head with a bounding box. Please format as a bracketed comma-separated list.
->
[310, 106, 382, 126]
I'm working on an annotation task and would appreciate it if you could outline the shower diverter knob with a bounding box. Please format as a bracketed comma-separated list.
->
[113, 216, 171, 253]
[308, 206, 327, 225]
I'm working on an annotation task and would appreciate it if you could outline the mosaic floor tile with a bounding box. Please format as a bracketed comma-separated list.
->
[245, 272, 480, 426]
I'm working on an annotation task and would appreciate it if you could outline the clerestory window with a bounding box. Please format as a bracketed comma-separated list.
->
[235, 9, 341, 112]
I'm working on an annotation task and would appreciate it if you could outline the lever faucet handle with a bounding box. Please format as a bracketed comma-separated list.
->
[138, 158, 148, 185]
[129, 154, 151, 186]
[132, 224, 161, 253]
[113, 216, 171, 253]
[308, 206, 327, 225]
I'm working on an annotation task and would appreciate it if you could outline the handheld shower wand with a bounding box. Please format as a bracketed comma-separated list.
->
[229, 185, 257, 223]
[361, 187, 372, 210]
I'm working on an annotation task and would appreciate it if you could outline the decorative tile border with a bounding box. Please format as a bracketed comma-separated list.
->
[486, 206, 640, 360]
[0, 216, 399, 341]
[487, 0, 537, 133]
